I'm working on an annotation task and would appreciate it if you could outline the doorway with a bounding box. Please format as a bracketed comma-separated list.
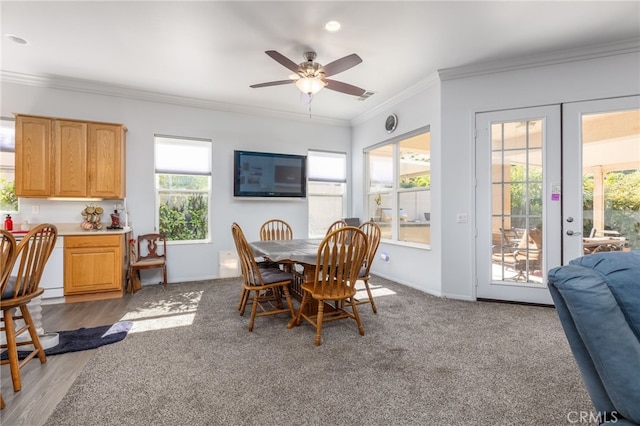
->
[475, 96, 639, 304]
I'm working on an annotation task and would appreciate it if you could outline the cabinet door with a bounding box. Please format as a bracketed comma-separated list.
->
[88, 123, 125, 198]
[15, 115, 52, 196]
[54, 120, 88, 197]
[64, 235, 122, 295]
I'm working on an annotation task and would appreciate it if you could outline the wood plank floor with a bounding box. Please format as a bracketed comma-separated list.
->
[1, 296, 133, 426]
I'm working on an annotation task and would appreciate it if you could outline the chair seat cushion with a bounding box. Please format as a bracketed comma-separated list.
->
[1, 276, 19, 299]
[132, 258, 165, 267]
[358, 266, 367, 278]
[258, 267, 292, 285]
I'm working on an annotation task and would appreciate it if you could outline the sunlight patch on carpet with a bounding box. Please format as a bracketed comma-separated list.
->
[119, 290, 203, 333]
[355, 281, 397, 299]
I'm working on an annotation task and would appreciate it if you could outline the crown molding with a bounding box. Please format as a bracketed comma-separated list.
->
[438, 38, 640, 81]
[350, 71, 440, 127]
[0, 70, 350, 127]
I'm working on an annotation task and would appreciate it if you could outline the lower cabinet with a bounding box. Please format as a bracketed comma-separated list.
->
[64, 234, 126, 302]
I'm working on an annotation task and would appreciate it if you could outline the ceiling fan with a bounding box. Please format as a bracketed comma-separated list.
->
[250, 50, 367, 100]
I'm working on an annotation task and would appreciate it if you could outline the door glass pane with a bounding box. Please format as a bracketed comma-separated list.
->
[581, 109, 640, 253]
[491, 120, 544, 284]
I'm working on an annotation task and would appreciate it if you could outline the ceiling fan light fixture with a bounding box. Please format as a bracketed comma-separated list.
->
[295, 77, 325, 95]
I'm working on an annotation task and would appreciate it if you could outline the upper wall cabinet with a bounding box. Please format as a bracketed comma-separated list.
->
[15, 114, 127, 199]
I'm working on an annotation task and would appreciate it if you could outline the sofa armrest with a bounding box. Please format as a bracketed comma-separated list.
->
[548, 261, 640, 424]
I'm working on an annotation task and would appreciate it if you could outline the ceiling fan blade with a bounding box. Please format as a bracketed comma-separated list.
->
[321, 54, 362, 77]
[250, 80, 295, 88]
[265, 50, 301, 74]
[324, 79, 366, 97]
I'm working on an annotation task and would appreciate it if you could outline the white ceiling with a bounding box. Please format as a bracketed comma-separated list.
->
[1, 1, 639, 122]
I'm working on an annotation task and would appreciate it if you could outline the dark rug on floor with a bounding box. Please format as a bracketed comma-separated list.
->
[1, 321, 132, 360]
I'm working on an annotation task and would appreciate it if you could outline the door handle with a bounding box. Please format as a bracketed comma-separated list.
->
[566, 230, 582, 236]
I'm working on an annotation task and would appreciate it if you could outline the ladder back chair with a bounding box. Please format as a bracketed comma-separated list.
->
[326, 219, 348, 235]
[288, 226, 368, 346]
[231, 223, 295, 331]
[128, 233, 167, 290]
[1, 224, 58, 392]
[355, 221, 382, 313]
[259, 219, 293, 241]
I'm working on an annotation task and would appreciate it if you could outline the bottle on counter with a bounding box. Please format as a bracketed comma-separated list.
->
[21, 220, 30, 231]
[4, 214, 13, 231]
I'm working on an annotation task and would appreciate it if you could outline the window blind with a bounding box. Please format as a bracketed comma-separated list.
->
[155, 136, 212, 175]
[308, 150, 346, 183]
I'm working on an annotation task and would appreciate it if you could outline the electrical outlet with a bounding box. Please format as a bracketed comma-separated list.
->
[456, 213, 468, 223]
[32, 205, 40, 214]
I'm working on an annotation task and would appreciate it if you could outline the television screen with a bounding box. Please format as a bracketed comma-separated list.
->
[234, 150, 307, 198]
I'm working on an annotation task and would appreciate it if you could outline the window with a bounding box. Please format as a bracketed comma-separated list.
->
[307, 150, 347, 238]
[0, 118, 18, 212]
[155, 135, 212, 242]
[366, 128, 431, 245]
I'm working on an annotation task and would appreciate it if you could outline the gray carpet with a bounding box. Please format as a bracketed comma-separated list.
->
[45, 276, 592, 425]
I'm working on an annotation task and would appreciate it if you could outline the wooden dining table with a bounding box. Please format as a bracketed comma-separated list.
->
[249, 238, 324, 313]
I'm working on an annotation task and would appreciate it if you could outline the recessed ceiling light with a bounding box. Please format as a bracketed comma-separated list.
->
[324, 20, 341, 32]
[6, 34, 28, 45]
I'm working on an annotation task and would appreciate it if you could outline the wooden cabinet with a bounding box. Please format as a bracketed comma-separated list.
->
[15, 115, 52, 197]
[54, 120, 88, 197]
[64, 234, 126, 301]
[88, 122, 126, 198]
[15, 114, 126, 199]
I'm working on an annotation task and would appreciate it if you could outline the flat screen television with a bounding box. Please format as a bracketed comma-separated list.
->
[234, 150, 307, 198]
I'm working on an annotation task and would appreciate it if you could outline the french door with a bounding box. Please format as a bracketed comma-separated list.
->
[476, 106, 560, 304]
[562, 96, 640, 259]
[476, 96, 639, 304]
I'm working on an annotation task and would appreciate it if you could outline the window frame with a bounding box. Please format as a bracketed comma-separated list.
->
[0, 117, 18, 214]
[307, 150, 347, 238]
[365, 125, 431, 247]
[154, 135, 212, 244]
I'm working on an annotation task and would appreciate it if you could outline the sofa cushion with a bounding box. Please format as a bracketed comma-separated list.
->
[548, 251, 640, 424]
[570, 251, 640, 340]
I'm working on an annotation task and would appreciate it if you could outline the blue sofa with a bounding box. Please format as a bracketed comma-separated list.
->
[548, 251, 640, 425]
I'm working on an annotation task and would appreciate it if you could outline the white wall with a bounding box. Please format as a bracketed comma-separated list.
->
[439, 51, 640, 300]
[3, 46, 638, 297]
[351, 77, 443, 297]
[1, 82, 351, 283]
[351, 49, 640, 301]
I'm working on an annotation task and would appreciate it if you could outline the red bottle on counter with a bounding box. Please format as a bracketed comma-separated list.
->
[4, 214, 13, 231]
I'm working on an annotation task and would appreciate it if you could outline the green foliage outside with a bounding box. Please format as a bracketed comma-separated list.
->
[583, 171, 640, 248]
[400, 175, 431, 188]
[157, 174, 209, 241]
[0, 178, 18, 211]
[510, 166, 640, 249]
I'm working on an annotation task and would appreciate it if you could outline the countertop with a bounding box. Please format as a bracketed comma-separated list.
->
[9, 223, 132, 237]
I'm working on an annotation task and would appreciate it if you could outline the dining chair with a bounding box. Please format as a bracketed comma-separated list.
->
[231, 223, 295, 331]
[326, 219, 348, 234]
[259, 219, 293, 241]
[128, 233, 167, 290]
[353, 221, 382, 313]
[1, 224, 58, 392]
[1, 230, 17, 293]
[288, 226, 368, 346]
[0, 230, 15, 410]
